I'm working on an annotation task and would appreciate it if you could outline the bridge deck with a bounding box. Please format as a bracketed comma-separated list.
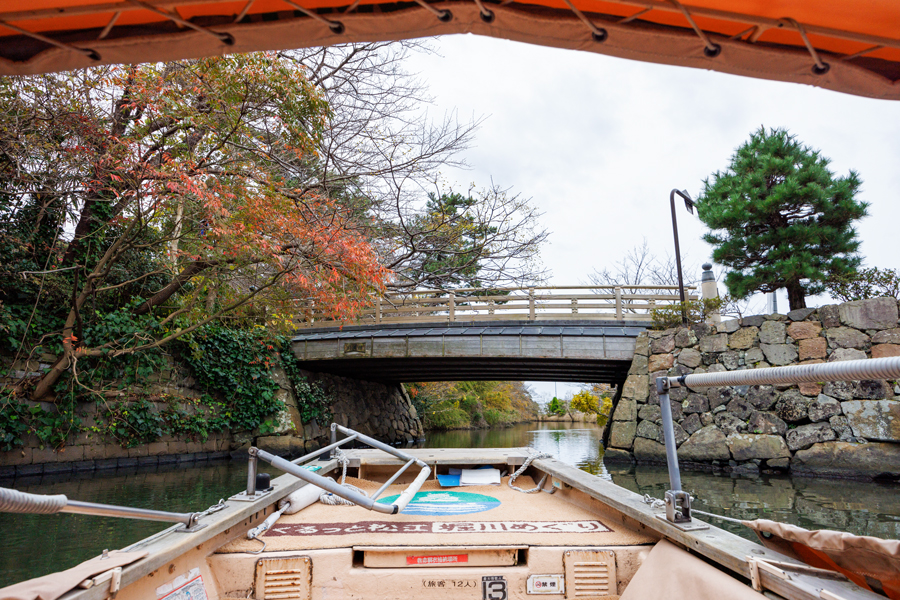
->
[291, 320, 647, 383]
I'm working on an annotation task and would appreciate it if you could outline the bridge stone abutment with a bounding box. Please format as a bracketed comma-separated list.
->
[292, 368, 424, 444]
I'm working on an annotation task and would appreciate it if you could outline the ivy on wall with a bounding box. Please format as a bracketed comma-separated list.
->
[0, 326, 332, 451]
[279, 342, 333, 425]
[0, 392, 80, 451]
[181, 326, 285, 433]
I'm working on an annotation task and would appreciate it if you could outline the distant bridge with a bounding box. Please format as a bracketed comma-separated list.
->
[290, 285, 696, 384]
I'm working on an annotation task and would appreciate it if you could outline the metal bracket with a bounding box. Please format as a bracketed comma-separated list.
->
[229, 488, 275, 503]
[654, 490, 709, 531]
[654, 512, 709, 531]
[175, 513, 206, 533]
[666, 490, 692, 523]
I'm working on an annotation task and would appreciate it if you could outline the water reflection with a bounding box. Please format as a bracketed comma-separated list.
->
[0, 460, 282, 588]
[608, 464, 900, 542]
[423, 422, 609, 478]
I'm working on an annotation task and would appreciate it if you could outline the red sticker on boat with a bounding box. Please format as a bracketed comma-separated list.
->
[407, 554, 469, 565]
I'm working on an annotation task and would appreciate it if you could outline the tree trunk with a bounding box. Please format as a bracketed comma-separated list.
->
[134, 260, 215, 315]
[786, 282, 807, 311]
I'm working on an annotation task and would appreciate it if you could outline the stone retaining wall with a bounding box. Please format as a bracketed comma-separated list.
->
[606, 297, 900, 480]
[1, 366, 422, 477]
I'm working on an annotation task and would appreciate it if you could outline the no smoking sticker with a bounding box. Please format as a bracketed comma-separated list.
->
[526, 575, 564, 594]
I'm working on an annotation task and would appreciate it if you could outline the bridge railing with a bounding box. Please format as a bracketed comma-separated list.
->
[296, 285, 698, 327]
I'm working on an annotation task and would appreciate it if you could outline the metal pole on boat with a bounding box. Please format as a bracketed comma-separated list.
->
[656, 376, 703, 530]
[247, 450, 258, 498]
[61, 500, 200, 528]
[328, 423, 338, 459]
[0, 487, 205, 531]
[656, 378, 682, 493]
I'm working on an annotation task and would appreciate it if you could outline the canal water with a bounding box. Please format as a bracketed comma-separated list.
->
[2, 422, 899, 587]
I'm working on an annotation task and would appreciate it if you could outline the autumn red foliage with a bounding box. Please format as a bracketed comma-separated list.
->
[0, 54, 386, 399]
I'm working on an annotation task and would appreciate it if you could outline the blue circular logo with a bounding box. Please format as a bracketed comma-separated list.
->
[377, 491, 501, 515]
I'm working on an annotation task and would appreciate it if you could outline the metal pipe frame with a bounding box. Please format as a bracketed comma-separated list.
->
[290, 433, 359, 465]
[371, 458, 416, 500]
[251, 424, 431, 515]
[61, 500, 198, 527]
[253, 447, 429, 514]
[333, 424, 428, 468]
[246, 452, 258, 497]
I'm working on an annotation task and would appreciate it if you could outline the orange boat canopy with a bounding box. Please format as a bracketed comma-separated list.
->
[1, 0, 900, 99]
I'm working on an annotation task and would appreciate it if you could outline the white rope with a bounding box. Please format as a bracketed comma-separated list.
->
[692, 508, 745, 524]
[281, 0, 345, 32]
[781, 17, 829, 72]
[412, 0, 452, 21]
[508, 449, 552, 493]
[472, 0, 494, 22]
[319, 448, 368, 506]
[127, 0, 235, 44]
[0, 21, 100, 60]
[670, 0, 720, 56]
[561, 0, 607, 40]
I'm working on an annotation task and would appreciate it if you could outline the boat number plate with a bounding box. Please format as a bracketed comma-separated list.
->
[482, 576, 507, 600]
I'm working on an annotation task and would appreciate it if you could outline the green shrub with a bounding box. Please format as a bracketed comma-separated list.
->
[825, 267, 900, 302]
[650, 297, 725, 329]
[279, 342, 332, 424]
[0, 389, 82, 451]
[547, 397, 566, 416]
[483, 408, 517, 426]
[426, 407, 470, 430]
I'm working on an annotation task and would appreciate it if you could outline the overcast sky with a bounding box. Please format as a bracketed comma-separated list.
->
[404, 34, 900, 404]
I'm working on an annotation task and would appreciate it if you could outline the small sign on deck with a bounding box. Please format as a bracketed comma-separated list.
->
[422, 579, 478, 589]
[407, 554, 469, 566]
[526, 574, 564, 594]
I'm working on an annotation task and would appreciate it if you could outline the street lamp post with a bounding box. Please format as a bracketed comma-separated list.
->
[669, 189, 695, 325]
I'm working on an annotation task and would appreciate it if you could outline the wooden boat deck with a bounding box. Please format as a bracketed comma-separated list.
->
[217, 475, 656, 553]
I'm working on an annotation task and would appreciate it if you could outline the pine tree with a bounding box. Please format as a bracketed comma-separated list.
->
[697, 127, 868, 310]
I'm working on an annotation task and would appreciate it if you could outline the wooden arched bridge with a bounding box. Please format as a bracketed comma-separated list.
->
[290, 285, 697, 384]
